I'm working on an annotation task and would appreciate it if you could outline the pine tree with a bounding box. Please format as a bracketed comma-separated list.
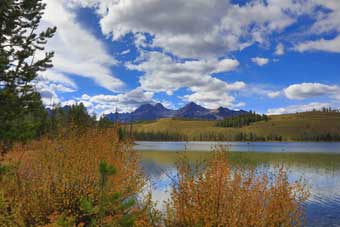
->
[0, 0, 56, 154]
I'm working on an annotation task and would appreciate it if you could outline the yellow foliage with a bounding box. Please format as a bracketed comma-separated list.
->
[165, 149, 309, 227]
[0, 131, 309, 227]
[1, 129, 154, 226]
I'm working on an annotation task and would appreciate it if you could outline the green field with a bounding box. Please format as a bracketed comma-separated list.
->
[132, 111, 340, 141]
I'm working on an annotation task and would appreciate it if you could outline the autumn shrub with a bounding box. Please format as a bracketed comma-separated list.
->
[0, 129, 157, 227]
[165, 149, 309, 227]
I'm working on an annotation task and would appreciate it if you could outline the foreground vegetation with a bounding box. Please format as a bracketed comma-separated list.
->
[0, 134, 309, 226]
[165, 151, 309, 227]
[132, 111, 340, 141]
[0, 129, 158, 226]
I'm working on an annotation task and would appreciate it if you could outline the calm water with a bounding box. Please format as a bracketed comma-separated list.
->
[135, 141, 340, 153]
[135, 141, 340, 227]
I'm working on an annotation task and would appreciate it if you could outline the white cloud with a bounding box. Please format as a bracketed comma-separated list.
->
[275, 43, 285, 55]
[182, 91, 244, 109]
[37, 71, 77, 89]
[82, 87, 155, 115]
[284, 83, 340, 100]
[38, 0, 340, 112]
[120, 49, 131, 55]
[294, 35, 340, 53]
[213, 59, 240, 73]
[294, 1, 340, 54]
[268, 91, 281, 98]
[41, 0, 124, 92]
[53, 87, 155, 117]
[310, 1, 340, 34]
[267, 102, 333, 115]
[240, 84, 281, 99]
[99, 0, 232, 58]
[65, 0, 315, 59]
[34, 82, 60, 107]
[251, 57, 269, 66]
[126, 51, 245, 108]
[80, 94, 91, 100]
[34, 71, 77, 107]
[49, 84, 76, 93]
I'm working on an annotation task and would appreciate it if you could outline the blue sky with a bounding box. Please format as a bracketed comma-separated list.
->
[36, 0, 340, 116]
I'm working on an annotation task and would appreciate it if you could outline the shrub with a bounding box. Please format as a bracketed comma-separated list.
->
[0, 130, 156, 226]
[165, 149, 309, 227]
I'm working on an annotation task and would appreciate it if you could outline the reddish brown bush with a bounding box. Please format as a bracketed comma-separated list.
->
[0, 130, 156, 227]
[165, 150, 309, 227]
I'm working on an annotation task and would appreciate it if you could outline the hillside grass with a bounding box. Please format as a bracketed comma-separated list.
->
[132, 112, 340, 141]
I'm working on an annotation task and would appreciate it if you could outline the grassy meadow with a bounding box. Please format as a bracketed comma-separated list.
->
[132, 111, 340, 141]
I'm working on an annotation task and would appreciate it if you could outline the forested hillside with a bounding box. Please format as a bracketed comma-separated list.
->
[131, 111, 340, 141]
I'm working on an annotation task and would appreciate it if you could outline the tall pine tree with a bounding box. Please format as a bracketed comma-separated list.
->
[0, 0, 56, 154]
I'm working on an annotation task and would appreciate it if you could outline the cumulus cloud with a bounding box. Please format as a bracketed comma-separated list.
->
[37, 0, 340, 112]
[34, 71, 78, 107]
[294, 1, 340, 53]
[41, 0, 124, 92]
[267, 102, 333, 115]
[76, 87, 155, 115]
[240, 84, 281, 99]
[294, 36, 340, 53]
[58, 0, 340, 57]
[284, 83, 340, 100]
[34, 81, 68, 108]
[268, 91, 281, 98]
[251, 57, 270, 66]
[126, 51, 245, 108]
[64, 0, 315, 59]
[213, 59, 240, 74]
[182, 91, 245, 109]
[98, 0, 232, 58]
[310, 1, 340, 34]
[37, 71, 77, 89]
[275, 43, 285, 55]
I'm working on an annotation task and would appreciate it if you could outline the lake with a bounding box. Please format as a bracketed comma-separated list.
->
[135, 141, 340, 227]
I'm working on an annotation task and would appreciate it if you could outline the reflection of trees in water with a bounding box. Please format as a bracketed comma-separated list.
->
[141, 151, 340, 227]
[140, 160, 175, 178]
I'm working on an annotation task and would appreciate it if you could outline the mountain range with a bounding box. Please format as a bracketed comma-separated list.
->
[105, 102, 248, 122]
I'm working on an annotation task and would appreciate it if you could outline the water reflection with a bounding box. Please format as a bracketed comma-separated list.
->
[135, 141, 340, 153]
[139, 151, 340, 227]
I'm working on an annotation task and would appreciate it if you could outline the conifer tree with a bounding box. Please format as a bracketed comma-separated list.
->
[0, 0, 56, 154]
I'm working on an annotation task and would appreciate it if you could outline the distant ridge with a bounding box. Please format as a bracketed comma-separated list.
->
[105, 102, 248, 122]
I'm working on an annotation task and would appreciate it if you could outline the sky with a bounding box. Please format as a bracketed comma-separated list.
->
[35, 0, 340, 116]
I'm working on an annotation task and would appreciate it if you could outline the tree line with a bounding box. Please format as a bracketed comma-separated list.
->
[216, 111, 269, 128]
[295, 132, 340, 141]
[132, 130, 188, 141]
[311, 107, 340, 113]
[132, 131, 284, 142]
